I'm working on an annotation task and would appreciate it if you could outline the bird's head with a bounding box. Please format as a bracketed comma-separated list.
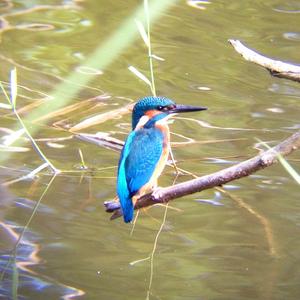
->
[132, 96, 207, 129]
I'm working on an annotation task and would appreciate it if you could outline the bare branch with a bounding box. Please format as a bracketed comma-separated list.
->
[229, 39, 300, 82]
[105, 130, 300, 217]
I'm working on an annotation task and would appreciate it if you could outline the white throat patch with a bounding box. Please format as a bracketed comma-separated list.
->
[135, 115, 149, 130]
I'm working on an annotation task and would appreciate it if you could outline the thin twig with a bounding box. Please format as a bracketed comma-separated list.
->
[0, 71, 59, 174]
[145, 0, 156, 97]
[3, 163, 49, 186]
[146, 203, 168, 300]
[13, 109, 59, 173]
[169, 147, 180, 175]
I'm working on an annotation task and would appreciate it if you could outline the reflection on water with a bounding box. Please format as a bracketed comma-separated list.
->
[0, 0, 300, 299]
[0, 221, 84, 299]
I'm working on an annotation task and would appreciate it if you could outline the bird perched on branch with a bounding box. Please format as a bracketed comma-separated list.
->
[116, 96, 207, 223]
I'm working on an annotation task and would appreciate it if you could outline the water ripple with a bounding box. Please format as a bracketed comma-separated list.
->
[273, 1, 300, 13]
[283, 32, 300, 41]
[268, 83, 300, 97]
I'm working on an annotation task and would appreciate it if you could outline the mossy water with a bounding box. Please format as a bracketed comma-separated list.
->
[0, 1, 300, 299]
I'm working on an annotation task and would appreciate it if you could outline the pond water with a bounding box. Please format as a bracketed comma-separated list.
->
[0, 0, 300, 299]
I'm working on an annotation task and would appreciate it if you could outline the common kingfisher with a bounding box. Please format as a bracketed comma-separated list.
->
[117, 96, 207, 223]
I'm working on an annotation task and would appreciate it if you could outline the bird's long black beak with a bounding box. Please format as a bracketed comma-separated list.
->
[168, 104, 207, 114]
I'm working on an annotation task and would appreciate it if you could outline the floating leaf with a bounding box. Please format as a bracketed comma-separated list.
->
[76, 133, 124, 151]
[70, 103, 133, 131]
[0, 145, 30, 152]
[128, 66, 151, 87]
[197, 86, 211, 91]
[75, 66, 104, 75]
[151, 54, 165, 61]
[135, 19, 149, 47]
[187, 0, 211, 10]
[2, 129, 25, 146]
[46, 142, 65, 149]
[16, 23, 54, 31]
[0, 103, 12, 109]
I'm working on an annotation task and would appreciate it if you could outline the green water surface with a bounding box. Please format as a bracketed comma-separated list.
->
[0, 0, 300, 299]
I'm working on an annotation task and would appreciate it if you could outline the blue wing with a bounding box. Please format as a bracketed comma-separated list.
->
[125, 128, 163, 194]
[117, 131, 136, 223]
[117, 127, 163, 223]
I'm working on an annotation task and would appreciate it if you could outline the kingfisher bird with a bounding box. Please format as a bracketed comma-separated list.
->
[116, 96, 207, 223]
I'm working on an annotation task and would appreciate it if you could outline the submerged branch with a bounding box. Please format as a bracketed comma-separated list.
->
[105, 130, 300, 217]
[229, 39, 300, 82]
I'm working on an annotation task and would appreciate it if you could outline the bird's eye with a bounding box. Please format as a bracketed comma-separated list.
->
[157, 105, 175, 111]
[163, 105, 175, 111]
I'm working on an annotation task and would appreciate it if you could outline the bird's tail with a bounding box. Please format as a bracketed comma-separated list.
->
[120, 195, 134, 223]
[117, 167, 134, 222]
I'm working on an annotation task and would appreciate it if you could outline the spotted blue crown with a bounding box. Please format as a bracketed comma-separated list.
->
[132, 96, 175, 129]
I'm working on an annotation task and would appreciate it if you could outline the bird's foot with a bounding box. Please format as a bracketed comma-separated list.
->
[152, 187, 164, 202]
